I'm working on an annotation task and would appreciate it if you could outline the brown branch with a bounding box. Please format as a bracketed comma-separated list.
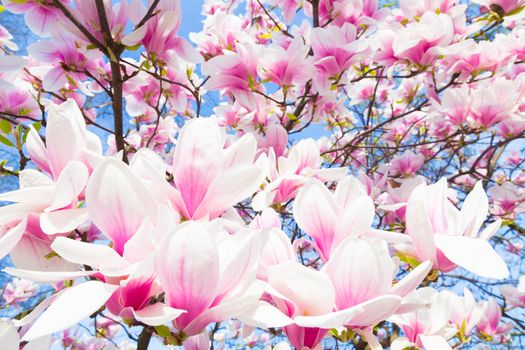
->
[95, 0, 127, 162]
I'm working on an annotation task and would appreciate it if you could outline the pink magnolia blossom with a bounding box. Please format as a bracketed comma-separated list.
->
[469, 78, 519, 128]
[431, 86, 472, 126]
[26, 99, 102, 179]
[477, 298, 514, 340]
[379, 176, 426, 224]
[170, 118, 264, 220]
[260, 38, 314, 89]
[129, 0, 202, 64]
[1, 0, 66, 36]
[202, 43, 262, 107]
[488, 182, 525, 219]
[311, 23, 368, 88]
[2, 278, 38, 306]
[473, 0, 525, 14]
[392, 12, 455, 66]
[27, 35, 101, 93]
[239, 237, 432, 349]
[440, 40, 508, 79]
[389, 151, 425, 177]
[291, 177, 375, 261]
[253, 139, 347, 211]
[501, 276, 525, 308]
[403, 179, 509, 278]
[156, 221, 264, 335]
[0, 81, 40, 119]
[445, 289, 484, 336]
[390, 288, 454, 350]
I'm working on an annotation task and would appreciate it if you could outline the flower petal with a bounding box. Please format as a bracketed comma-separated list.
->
[434, 234, 509, 279]
[22, 281, 118, 341]
[86, 158, 158, 255]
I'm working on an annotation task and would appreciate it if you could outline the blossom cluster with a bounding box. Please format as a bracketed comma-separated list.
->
[0, 0, 523, 349]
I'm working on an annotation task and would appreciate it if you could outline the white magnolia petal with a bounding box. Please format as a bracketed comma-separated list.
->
[434, 234, 509, 279]
[132, 303, 186, 326]
[3, 267, 95, 283]
[22, 282, 118, 341]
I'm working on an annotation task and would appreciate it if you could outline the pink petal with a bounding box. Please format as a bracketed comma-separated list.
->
[156, 221, 219, 330]
[172, 119, 224, 218]
[45, 100, 86, 179]
[195, 163, 264, 219]
[406, 184, 437, 262]
[25, 127, 51, 175]
[292, 179, 338, 260]
[86, 158, 159, 255]
[324, 237, 395, 309]
[267, 261, 335, 316]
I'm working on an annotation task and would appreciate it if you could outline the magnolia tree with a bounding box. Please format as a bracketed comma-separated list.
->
[0, 0, 524, 349]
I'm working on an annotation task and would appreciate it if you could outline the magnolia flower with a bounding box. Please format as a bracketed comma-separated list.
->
[202, 43, 262, 107]
[239, 237, 432, 349]
[311, 23, 368, 91]
[252, 139, 347, 212]
[472, 0, 525, 14]
[2, 278, 38, 306]
[501, 276, 525, 308]
[156, 221, 264, 336]
[27, 35, 100, 93]
[389, 151, 425, 177]
[260, 38, 314, 88]
[25, 99, 102, 180]
[431, 86, 472, 126]
[390, 288, 454, 350]
[292, 177, 375, 261]
[446, 289, 484, 337]
[3, 159, 187, 341]
[392, 12, 454, 65]
[487, 182, 525, 219]
[0, 160, 90, 271]
[128, 0, 202, 64]
[404, 179, 509, 279]
[477, 298, 514, 340]
[469, 79, 518, 128]
[170, 118, 265, 220]
[1, 0, 66, 36]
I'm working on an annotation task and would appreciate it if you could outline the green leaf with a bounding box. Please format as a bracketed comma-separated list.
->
[32, 121, 42, 132]
[125, 43, 141, 51]
[0, 134, 14, 147]
[154, 325, 171, 338]
[396, 252, 421, 268]
[0, 119, 12, 134]
[18, 108, 31, 116]
[22, 127, 30, 143]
